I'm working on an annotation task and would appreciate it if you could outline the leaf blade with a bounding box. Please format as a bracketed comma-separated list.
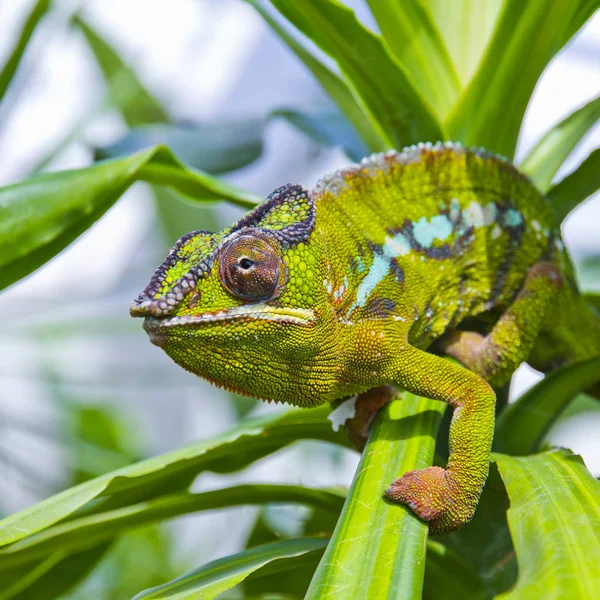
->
[269, 0, 445, 148]
[547, 148, 600, 221]
[0, 406, 348, 547]
[132, 538, 328, 600]
[0, 146, 259, 291]
[446, 0, 581, 158]
[366, 0, 461, 118]
[72, 15, 168, 125]
[244, 0, 387, 152]
[0, 485, 344, 569]
[520, 95, 600, 192]
[306, 394, 446, 599]
[495, 449, 600, 599]
[423, 0, 503, 87]
[0, 0, 51, 104]
[495, 357, 600, 455]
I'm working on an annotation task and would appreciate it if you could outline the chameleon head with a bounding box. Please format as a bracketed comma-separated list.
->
[130, 184, 337, 405]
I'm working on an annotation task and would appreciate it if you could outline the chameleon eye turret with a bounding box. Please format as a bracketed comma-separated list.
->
[218, 233, 286, 301]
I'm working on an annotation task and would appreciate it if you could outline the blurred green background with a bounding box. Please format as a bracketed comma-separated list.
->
[0, 1, 598, 597]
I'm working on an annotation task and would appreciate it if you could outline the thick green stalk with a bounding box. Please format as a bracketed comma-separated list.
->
[306, 394, 445, 599]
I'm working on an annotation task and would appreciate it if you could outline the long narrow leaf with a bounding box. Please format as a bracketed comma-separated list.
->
[0, 485, 344, 569]
[306, 394, 446, 599]
[0, 0, 51, 104]
[446, 0, 580, 158]
[274, 108, 370, 162]
[133, 538, 328, 600]
[245, 0, 386, 152]
[495, 449, 600, 599]
[424, 0, 503, 87]
[72, 15, 168, 125]
[564, 0, 600, 44]
[366, 0, 460, 118]
[95, 119, 266, 174]
[270, 0, 444, 148]
[520, 95, 600, 191]
[423, 542, 489, 600]
[0, 545, 110, 600]
[0, 145, 259, 291]
[495, 357, 600, 455]
[0, 405, 348, 547]
[547, 148, 600, 220]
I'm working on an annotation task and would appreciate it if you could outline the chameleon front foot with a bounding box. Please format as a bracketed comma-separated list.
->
[385, 466, 476, 535]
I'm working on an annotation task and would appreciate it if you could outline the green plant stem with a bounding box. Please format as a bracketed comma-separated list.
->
[306, 394, 446, 600]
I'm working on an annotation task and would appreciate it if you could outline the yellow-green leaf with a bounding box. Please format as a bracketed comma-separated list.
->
[366, 0, 461, 119]
[270, 0, 444, 148]
[446, 0, 580, 158]
[547, 148, 600, 221]
[133, 538, 328, 600]
[306, 394, 446, 600]
[0, 146, 259, 291]
[520, 95, 600, 192]
[495, 449, 600, 599]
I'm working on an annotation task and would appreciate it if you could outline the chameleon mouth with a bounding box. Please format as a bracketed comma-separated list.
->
[142, 304, 316, 337]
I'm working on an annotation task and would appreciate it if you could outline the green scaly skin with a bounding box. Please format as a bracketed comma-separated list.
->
[131, 142, 600, 534]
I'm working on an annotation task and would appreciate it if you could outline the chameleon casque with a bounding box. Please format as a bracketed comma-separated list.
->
[131, 142, 600, 534]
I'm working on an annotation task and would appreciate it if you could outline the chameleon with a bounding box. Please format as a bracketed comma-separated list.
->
[130, 142, 600, 534]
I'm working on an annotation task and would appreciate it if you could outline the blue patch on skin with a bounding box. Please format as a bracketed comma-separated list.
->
[352, 253, 389, 310]
[504, 209, 522, 227]
[413, 215, 453, 248]
[356, 256, 365, 273]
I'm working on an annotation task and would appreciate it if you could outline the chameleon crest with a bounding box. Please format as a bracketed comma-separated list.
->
[132, 142, 600, 534]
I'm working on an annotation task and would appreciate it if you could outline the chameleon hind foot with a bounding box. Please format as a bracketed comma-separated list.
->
[439, 261, 563, 387]
[344, 386, 397, 451]
[386, 466, 475, 535]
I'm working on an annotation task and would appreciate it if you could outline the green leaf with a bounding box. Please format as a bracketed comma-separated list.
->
[0, 485, 344, 569]
[269, 0, 444, 148]
[366, 0, 460, 119]
[442, 464, 515, 595]
[72, 15, 168, 125]
[0, 146, 259, 291]
[306, 394, 446, 600]
[446, 0, 581, 158]
[274, 109, 370, 162]
[565, 0, 600, 42]
[495, 449, 600, 599]
[244, 0, 386, 153]
[424, 0, 503, 87]
[584, 291, 600, 311]
[0, 545, 111, 600]
[547, 148, 600, 221]
[495, 357, 600, 455]
[520, 95, 600, 191]
[95, 119, 266, 175]
[0, 405, 348, 547]
[132, 538, 328, 600]
[0, 0, 51, 105]
[423, 542, 489, 600]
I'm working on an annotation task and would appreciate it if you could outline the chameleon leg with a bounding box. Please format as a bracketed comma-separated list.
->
[344, 386, 397, 451]
[384, 349, 495, 534]
[438, 262, 563, 388]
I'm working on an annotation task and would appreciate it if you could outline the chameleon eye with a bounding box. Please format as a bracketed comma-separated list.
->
[219, 234, 285, 301]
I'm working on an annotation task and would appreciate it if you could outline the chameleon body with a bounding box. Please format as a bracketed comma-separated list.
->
[131, 142, 600, 533]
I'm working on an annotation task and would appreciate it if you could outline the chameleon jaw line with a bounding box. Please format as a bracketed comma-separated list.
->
[142, 304, 316, 331]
